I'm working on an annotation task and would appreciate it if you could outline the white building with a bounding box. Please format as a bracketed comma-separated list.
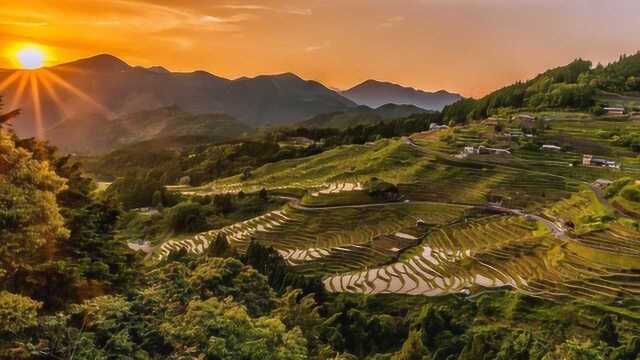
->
[429, 123, 449, 130]
[541, 145, 562, 151]
[604, 107, 625, 115]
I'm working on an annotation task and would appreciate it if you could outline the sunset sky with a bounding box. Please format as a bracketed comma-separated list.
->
[2, 0, 640, 97]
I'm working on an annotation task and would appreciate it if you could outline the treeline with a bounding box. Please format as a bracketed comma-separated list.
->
[274, 112, 443, 147]
[590, 52, 640, 92]
[443, 52, 640, 123]
[87, 139, 322, 186]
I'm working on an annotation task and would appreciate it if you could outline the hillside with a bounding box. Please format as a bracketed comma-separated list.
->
[300, 103, 430, 129]
[5, 107, 640, 359]
[46, 106, 251, 154]
[342, 79, 462, 110]
[0, 54, 356, 137]
[443, 52, 640, 123]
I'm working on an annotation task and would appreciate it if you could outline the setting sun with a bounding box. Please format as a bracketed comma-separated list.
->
[16, 47, 45, 70]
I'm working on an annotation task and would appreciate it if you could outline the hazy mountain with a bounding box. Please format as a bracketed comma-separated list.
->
[0, 54, 355, 137]
[342, 79, 462, 110]
[300, 103, 431, 129]
[46, 106, 252, 154]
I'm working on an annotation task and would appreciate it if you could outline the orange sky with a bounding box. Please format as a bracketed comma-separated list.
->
[1, 0, 640, 97]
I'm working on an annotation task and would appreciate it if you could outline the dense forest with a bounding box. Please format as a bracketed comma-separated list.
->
[442, 52, 640, 123]
[2, 99, 640, 359]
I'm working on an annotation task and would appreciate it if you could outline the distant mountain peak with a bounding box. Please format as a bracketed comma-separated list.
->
[57, 53, 131, 72]
[342, 79, 462, 110]
[147, 66, 170, 74]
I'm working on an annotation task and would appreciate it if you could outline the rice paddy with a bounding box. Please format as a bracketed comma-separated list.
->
[155, 116, 640, 303]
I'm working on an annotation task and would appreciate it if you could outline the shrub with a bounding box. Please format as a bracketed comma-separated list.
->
[164, 201, 212, 233]
[620, 185, 640, 203]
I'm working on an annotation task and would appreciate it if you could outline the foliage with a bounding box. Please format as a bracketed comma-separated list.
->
[243, 241, 327, 298]
[542, 339, 607, 360]
[188, 257, 275, 316]
[0, 129, 68, 284]
[0, 291, 41, 335]
[103, 171, 170, 210]
[443, 59, 596, 123]
[160, 297, 308, 360]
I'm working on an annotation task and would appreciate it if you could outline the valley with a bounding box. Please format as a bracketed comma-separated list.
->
[4, 36, 640, 358]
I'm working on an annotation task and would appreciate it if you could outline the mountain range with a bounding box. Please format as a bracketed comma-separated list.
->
[0, 54, 462, 140]
[0, 54, 354, 136]
[342, 79, 462, 110]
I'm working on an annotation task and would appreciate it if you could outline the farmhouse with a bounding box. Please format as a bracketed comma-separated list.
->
[512, 114, 536, 122]
[582, 154, 618, 168]
[429, 123, 449, 130]
[592, 179, 612, 190]
[604, 107, 625, 115]
[463, 146, 475, 154]
[464, 145, 511, 156]
[541, 144, 562, 151]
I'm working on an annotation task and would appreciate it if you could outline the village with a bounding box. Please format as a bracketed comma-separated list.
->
[452, 113, 622, 170]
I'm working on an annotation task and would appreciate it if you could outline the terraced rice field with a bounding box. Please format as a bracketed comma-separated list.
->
[282, 226, 425, 276]
[578, 221, 640, 256]
[155, 119, 640, 303]
[324, 215, 547, 295]
[195, 139, 429, 194]
[154, 202, 470, 263]
[399, 158, 577, 208]
[542, 190, 611, 234]
[324, 214, 640, 301]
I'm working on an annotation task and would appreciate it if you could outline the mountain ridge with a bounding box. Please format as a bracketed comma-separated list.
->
[299, 103, 431, 129]
[342, 79, 462, 110]
[0, 54, 356, 137]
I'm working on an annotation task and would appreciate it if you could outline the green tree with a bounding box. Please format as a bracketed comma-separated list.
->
[188, 257, 275, 316]
[0, 129, 69, 287]
[543, 339, 606, 360]
[392, 330, 430, 360]
[160, 297, 307, 360]
[0, 291, 41, 358]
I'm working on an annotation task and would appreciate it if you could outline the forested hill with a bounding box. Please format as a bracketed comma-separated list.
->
[299, 103, 431, 129]
[45, 106, 252, 154]
[442, 52, 640, 123]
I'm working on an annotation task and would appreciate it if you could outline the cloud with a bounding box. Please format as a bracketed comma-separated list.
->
[305, 41, 330, 52]
[222, 4, 312, 15]
[379, 15, 405, 28]
[0, 20, 48, 27]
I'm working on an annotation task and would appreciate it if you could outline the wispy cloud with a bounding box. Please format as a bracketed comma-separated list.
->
[222, 4, 312, 15]
[0, 20, 49, 27]
[305, 41, 330, 52]
[379, 15, 405, 28]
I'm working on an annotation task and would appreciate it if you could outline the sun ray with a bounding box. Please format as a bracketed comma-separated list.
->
[28, 72, 44, 138]
[10, 72, 29, 110]
[49, 65, 90, 75]
[0, 71, 23, 93]
[41, 69, 112, 117]
[39, 73, 70, 122]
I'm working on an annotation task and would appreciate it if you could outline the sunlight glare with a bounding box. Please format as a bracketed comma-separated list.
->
[16, 47, 45, 70]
